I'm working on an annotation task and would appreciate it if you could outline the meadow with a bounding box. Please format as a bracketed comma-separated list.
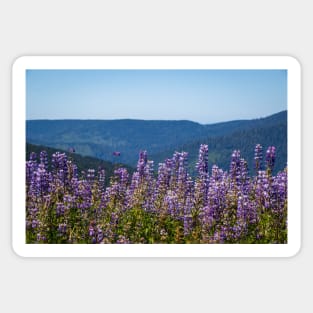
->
[26, 144, 287, 244]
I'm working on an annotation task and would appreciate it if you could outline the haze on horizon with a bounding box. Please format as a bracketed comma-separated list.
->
[26, 69, 287, 124]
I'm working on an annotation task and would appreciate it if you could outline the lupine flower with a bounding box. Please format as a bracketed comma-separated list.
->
[271, 169, 287, 218]
[196, 144, 209, 179]
[230, 150, 241, 183]
[114, 168, 129, 191]
[137, 150, 148, 179]
[236, 193, 249, 228]
[57, 223, 67, 235]
[97, 227, 104, 243]
[32, 219, 39, 229]
[194, 145, 209, 208]
[254, 144, 263, 172]
[142, 160, 155, 212]
[153, 159, 172, 208]
[177, 152, 188, 189]
[56, 202, 65, 217]
[98, 168, 106, 191]
[87, 169, 95, 183]
[52, 152, 69, 185]
[127, 172, 140, 197]
[183, 174, 194, 236]
[266, 146, 276, 172]
[89, 226, 95, 237]
[39, 151, 49, 170]
[36, 233, 46, 242]
[164, 190, 178, 217]
[255, 170, 270, 209]
[29, 152, 37, 162]
[26, 145, 287, 244]
[239, 158, 249, 193]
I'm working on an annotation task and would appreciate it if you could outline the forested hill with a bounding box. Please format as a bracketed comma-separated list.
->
[26, 119, 207, 165]
[26, 110, 287, 173]
[150, 122, 287, 175]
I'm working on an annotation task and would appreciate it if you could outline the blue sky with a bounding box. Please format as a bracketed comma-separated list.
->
[26, 69, 287, 124]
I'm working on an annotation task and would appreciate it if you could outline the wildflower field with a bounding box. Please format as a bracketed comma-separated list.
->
[26, 144, 287, 244]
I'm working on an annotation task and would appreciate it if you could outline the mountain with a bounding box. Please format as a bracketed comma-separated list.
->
[203, 110, 287, 136]
[26, 143, 135, 186]
[26, 119, 207, 166]
[26, 110, 287, 174]
[150, 122, 287, 175]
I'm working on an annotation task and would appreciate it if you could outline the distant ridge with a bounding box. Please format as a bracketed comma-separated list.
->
[26, 110, 287, 173]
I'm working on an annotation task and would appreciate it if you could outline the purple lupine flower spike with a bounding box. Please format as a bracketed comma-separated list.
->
[254, 144, 263, 172]
[266, 146, 276, 172]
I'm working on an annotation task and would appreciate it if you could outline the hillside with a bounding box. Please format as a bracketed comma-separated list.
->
[26, 119, 207, 165]
[203, 110, 287, 136]
[26, 110, 287, 173]
[150, 122, 287, 175]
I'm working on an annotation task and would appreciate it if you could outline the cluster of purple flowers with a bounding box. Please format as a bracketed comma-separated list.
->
[26, 144, 287, 244]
